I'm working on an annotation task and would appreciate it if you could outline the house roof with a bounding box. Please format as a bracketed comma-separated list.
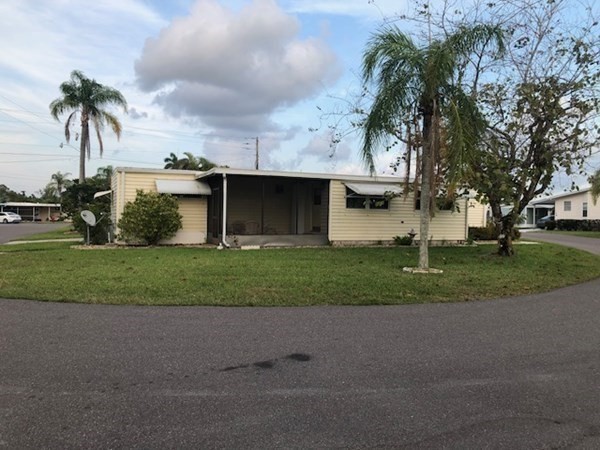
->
[0, 202, 61, 207]
[195, 167, 404, 183]
[115, 167, 202, 176]
[529, 187, 591, 205]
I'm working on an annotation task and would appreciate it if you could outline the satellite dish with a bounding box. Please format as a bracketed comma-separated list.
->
[81, 210, 96, 227]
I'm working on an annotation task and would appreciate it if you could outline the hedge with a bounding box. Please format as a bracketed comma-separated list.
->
[555, 219, 600, 231]
[468, 224, 521, 241]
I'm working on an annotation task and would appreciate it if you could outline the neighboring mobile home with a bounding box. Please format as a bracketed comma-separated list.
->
[523, 187, 598, 224]
[0, 202, 61, 221]
[552, 188, 599, 220]
[111, 167, 472, 246]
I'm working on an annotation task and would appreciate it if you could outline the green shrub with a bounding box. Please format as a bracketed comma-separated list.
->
[468, 225, 495, 240]
[393, 234, 414, 246]
[468, 224, 521, 241]
[117, 191, 182, 245]
[556, 219, 600, 231]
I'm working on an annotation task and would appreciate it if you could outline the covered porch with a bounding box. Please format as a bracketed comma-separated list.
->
[203, 171, 330, 247]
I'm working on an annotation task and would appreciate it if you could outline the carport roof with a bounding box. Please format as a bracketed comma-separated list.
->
[196, 167, 405, 183]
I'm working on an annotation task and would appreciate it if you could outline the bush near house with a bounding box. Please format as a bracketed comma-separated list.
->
[73, 204, 112, 245]
[118, 191, 182, 245]
[468, 224, 521, 241]
[556, 219, 600, 231]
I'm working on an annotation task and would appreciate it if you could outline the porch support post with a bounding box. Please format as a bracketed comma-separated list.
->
[221, 174, 229, 247]
[261, 180, 265, 234]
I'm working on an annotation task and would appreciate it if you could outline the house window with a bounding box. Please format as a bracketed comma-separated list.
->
[345, 188, 389, 210]
[564, 201, 571, 212]
[583, 202, 588, 218]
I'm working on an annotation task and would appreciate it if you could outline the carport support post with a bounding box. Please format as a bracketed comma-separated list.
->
[221, 174, 229, 247]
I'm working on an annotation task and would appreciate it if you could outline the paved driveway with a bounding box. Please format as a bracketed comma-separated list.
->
[2, 276, 600, 448]
[523, 230, 600, 254]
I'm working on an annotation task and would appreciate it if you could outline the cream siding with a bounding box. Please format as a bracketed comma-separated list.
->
[113, 169, 208, 244]
[467, 199, 489, 227]
[328, 180, 467, 243]
[555, 191, 600, 220]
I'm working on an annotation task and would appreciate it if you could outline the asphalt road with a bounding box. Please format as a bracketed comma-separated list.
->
[0, 222, 66, 244]
[523, 230, 600, 255]
[2, 276, 600, 448]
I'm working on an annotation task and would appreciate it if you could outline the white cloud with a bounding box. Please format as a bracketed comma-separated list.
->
[135, 0, 341, 132]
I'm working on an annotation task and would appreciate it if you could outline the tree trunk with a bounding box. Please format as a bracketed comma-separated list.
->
[497, 214, 515, 256]
[79, 116, 89, 183]
[418, 112, 434, 269]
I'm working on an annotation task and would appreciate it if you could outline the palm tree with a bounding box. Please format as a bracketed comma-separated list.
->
[361, 25, 503, 269]
[49, 70, 127, 182]
[164, 152, 182, 169]
[165, 152, 217, 171]
[49, 171, 73, 199]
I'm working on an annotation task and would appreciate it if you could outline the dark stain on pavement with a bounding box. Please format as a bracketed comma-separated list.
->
[253, 360, 275, 369]
[219, 353, 311, 372]
[286, 353, 311, 362]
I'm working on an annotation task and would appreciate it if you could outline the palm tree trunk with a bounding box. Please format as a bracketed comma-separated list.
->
[79, 121, 88, 182]
[418, 112, 434, 270]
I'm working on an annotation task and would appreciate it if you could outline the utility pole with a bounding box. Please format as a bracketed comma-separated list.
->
[255, 137, 259, 170]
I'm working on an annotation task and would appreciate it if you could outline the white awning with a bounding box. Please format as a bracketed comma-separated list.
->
[93, 190, 112, 199]
[344, 182, 402, 197]
[155, 180, 212, 196]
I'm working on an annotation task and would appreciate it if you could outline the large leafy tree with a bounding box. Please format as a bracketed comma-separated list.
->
[361, 24, 503, 269]
[463, 0, 600, 256]
[49, 70, 128, 182]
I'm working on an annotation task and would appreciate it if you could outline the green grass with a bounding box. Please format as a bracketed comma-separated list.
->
[0, 242, 598, 306]
[548, 231, 600, 239]
[10, 225, 81, 241]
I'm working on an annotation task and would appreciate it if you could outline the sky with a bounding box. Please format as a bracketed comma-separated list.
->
[0, 0, 408, 195]
[0, 0, 597, 196]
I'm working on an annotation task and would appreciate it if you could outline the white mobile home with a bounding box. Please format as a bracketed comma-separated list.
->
[111, 167, 473, 246]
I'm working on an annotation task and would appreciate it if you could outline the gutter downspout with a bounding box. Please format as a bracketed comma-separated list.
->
[221, 173, 230, 248]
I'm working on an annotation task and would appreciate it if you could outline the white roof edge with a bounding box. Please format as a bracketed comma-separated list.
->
[1, 202, 61, 207]
[115, 166, 205, 176]
[529, 186, 591, 204]
[195, 167, 404, 183]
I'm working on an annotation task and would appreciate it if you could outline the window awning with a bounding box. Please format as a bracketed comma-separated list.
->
[93, 190, 112, 199]
[344, 182, 402, 197]
[155, 180, 212, 196]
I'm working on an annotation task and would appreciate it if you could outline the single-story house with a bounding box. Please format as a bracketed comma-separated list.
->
[524, 187, 598, 223]
[111, 167, 475, 246]
[0, 202, 61, 221]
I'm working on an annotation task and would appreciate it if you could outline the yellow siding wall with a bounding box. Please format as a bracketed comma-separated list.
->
[467, 199, 488, 227]
[328, 180, 467, 243]
[113, 170, 207, 244]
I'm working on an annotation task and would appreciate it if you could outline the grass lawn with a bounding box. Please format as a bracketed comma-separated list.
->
[0, 241, 598, 306]
[10, 225, 81, 241]
[548, 231, 600, 239]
